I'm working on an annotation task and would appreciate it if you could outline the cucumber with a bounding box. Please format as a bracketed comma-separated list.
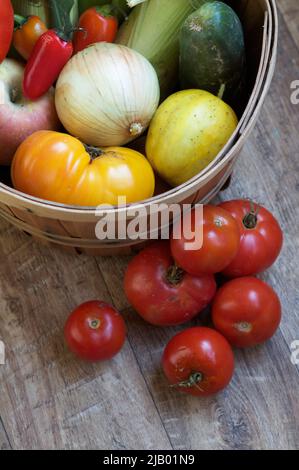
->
[179, 1, 246, 102]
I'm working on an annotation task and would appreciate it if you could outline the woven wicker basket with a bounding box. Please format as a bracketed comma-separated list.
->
[0, 0, 278, 255]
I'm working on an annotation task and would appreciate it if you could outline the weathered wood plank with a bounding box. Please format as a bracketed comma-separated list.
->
[124, 307, 299, 450]
[277, 0, 299, 48]
[0, 418, 11, 450]
[0, 220, 171, 450]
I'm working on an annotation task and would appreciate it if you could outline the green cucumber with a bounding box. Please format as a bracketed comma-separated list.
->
[180, 1, 246, 102]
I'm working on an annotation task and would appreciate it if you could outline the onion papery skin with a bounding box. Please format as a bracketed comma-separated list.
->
[55, 42, 160, 147]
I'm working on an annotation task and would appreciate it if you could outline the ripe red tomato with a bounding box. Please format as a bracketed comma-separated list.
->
[212, 277, 282, 348]
[64, 301, 126, 361]
[162, 327, 234, 396]
[124, 241, 216, 326]
[171, 205, 240, 275]
[218, 200, 283, 277]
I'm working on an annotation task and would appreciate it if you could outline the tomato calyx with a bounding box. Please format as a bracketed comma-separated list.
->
[171, 372, 203, 390]
[242, 201, 260, 229]
[88, 318, 101, 330]
[85, 145, 104, 161]
[166, 265, 185, 286]
[234, 321, 252, 333]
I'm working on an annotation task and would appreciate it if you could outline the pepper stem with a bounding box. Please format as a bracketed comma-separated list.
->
[14, 14, 27, 28]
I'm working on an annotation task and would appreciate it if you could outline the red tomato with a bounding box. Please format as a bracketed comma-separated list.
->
[73, 6, 118, 54]
[64, 301, 126, 361]
[212, 277, 282, 348]
[219, 200, 283, 277]
[124, 241, 216, 326]
[171, 205, 240, 276]
[162, 327, 234, 396]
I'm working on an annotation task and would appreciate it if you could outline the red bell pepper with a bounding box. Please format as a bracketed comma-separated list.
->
[23, 30, 73, 100]
[73, 5, 118, 54]
[0, 0, 14, 64]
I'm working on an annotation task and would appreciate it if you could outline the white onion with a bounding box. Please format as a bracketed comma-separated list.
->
[55, 42, 160, 147]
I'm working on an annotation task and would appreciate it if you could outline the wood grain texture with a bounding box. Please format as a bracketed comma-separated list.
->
[277, 0, 299, 48]
[0, 418, 11, 450]
[0, 0, 298, 450]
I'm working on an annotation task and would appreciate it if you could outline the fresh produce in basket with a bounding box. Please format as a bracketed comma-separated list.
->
[146, 89, 238, 187]
[0, 59, 59, 166]
[162, 327, 234, 396]
[55, 42, 160, 147]
[170, 205, 240, 276]
[23, 29, 74, 100]
[180, 1, 246, 101]
[212, 277, 282, 348]
[13, 15, 48, 60]
[218, 200, 283, 277]
[73, 5, 118, 53]
[116, 0, 195, 97]
[64, 300, 126, 361]
[11, 131, 155, 206]
[0, 0, 14, 64]
[124, 241, 216, 326]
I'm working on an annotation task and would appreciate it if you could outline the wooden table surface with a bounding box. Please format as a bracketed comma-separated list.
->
[0, 1, 298, 451]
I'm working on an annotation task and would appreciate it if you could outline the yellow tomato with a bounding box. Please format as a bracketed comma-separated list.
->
[11, 131, 155, 206]
[146, 89, 238, 187]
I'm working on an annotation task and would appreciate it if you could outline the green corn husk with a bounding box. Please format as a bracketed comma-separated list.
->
[11, 0, 78, 29]
[11, 0, 52, 25]
[117, 0, 195, 97]
[49, 0, 78, 31]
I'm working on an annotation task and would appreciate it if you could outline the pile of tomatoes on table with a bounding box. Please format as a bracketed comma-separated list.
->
[64, 199, 283, 397]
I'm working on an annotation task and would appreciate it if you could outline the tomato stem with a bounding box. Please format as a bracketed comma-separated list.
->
[243, 201, 260, 229]
[234, 321, 252, 333]
[85, 145, 103, 160]
[89, 318, 101, 329]
[172, 372, 203, 389]
[166, 265, 185, 286]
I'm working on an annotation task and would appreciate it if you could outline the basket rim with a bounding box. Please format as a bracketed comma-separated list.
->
[0, 0, 278, 216]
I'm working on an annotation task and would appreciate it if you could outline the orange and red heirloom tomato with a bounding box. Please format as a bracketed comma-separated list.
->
[11, 130, 155, 206]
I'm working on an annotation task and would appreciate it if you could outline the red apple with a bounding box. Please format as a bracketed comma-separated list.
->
[0, 59, 60, 165]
